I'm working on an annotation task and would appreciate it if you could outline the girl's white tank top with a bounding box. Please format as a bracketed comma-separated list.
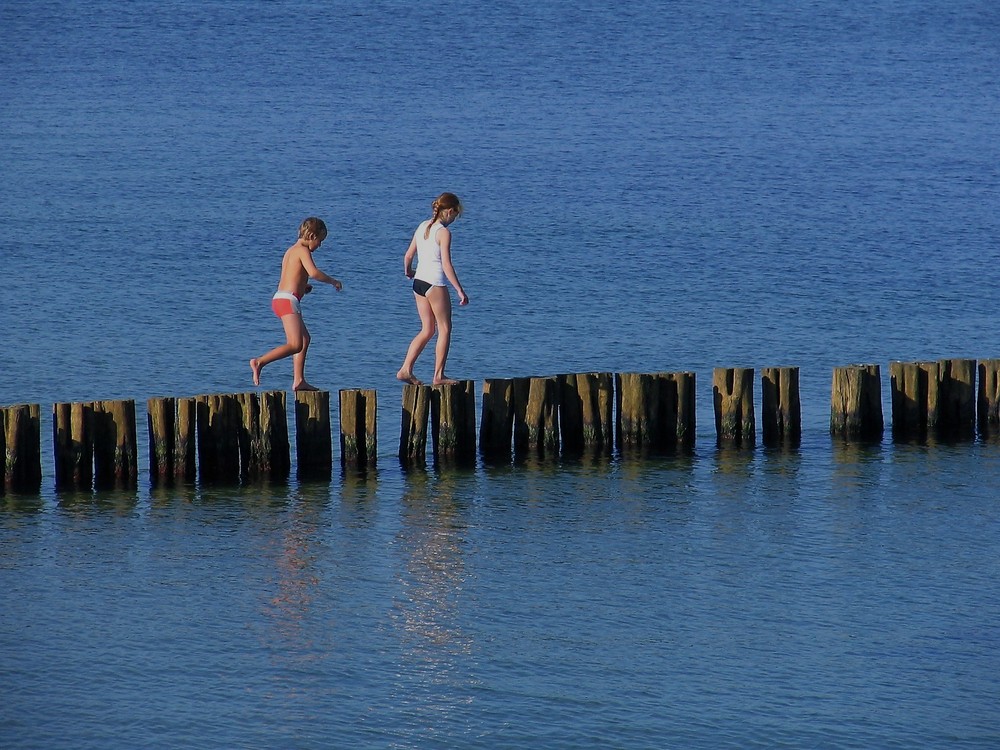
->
[413, 220, 447, 286]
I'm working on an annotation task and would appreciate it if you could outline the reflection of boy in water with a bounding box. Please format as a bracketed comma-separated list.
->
[251, 217, 342, 392]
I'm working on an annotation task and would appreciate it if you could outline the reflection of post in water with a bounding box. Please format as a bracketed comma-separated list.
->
[713, 441, 756, 476]
[339, 465, 380, 522]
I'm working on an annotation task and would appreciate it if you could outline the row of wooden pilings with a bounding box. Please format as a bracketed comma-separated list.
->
[2, 358, 999, 493]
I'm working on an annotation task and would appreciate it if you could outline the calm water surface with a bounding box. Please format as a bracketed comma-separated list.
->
[2, 0, 999, 747]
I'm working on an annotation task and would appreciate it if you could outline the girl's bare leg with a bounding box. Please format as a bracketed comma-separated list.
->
[426, 286, 455, 385]
[397, 293, 435, 385]
[250, 313, 306, 386]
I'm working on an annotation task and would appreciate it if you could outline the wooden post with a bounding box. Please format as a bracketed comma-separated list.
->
[480, 378, 514, 458]
[890, 361, 940, 440]
[511, 377, 532, 453]
[559, 372, 614, 453]
[340, 388, 377, 468]
[53, 401, 93, 491]
[515, 376, 559, 456]
[3, 404, 42, 493]
[979, 359, 1000, 438]
[617, 371, 695, 452]
[431, 380, 476, 463]
[294, 390, 332, 478]
[400, 384, 431, 465]
[658, 371, 696, 450]
[196, 393, 241, 483]
[92, 400, 137, 490]
[713, 367, 755, 447]
[761, 366, 801, 447]
[147, 397, 175, 484]
[937, 358, 976, 439]
[830, 364, 883, 440]
[237, 390, 290, 480]
[174, 397, 197, 482]
[260, 390, 290, 478]
[616, 372, 659, 449]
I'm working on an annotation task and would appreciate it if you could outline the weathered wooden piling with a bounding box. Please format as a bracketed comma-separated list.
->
[559, 372, 614, 453]
[979, 359, 1000, 438]
[431, 380, 477, 463]
[659, 371, 697, 450]
[890, 361, 935, 439]
[890, 359, 975, 440]
[616, 371, 696, 451]
[480, 378, 515, 458]
[92, 399, 137, 490]
[399, 384, 431, 465]
[54, 401, 93, 491]
[761, 366, 801, 447]
[513, 376, 559, 456]
[340, 388, 377, 468]
[713, 367, 755, 447]
[937, 359, 976, 439]
[147, 397, 175, 484]
[3, 404, 42, 493]
[830, 364, 884, 440]
[616, 373, 658, 449]
[294, 390, 332, 478]
[174, 397, 197, 481]
[196, 394, 241, 483]
[238, 390, 290, 479]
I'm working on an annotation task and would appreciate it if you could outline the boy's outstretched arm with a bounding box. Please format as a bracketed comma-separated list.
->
[301, 252, 343, 291]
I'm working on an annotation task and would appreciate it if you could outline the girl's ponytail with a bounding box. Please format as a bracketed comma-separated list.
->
[423, 192, 462, 239]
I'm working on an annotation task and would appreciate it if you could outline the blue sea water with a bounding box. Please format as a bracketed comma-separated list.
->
[2, 1, 1000, 748]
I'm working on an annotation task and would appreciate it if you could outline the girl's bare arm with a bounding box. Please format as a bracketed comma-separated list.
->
[438, 228, 468, 304]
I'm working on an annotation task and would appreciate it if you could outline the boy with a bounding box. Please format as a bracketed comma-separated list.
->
[250, 217, 342, 391]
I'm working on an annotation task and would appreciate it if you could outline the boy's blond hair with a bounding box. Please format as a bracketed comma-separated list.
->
[299, 217, 328, 241]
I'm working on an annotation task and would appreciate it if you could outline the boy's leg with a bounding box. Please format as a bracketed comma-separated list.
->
[425, 287, 455, 385]
[250, 313, 306, 386]
[397, 293, 435, 384]
[292, 323, 316, 391]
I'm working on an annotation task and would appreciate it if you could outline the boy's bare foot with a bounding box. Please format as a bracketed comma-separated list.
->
[433, 377, 459, 386]
[396, 369, 423, 385]
[250, 358, 262, 386]
[293, 381, 319, 392]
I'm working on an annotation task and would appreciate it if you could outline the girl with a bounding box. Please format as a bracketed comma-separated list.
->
[396, 192, 469, 386]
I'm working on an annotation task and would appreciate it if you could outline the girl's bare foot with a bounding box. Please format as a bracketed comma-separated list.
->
[250, 358, 262, 386]
[433, 377, 459, 386]
[293, 381, 319, 392]
[396, 369, 423, 385]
